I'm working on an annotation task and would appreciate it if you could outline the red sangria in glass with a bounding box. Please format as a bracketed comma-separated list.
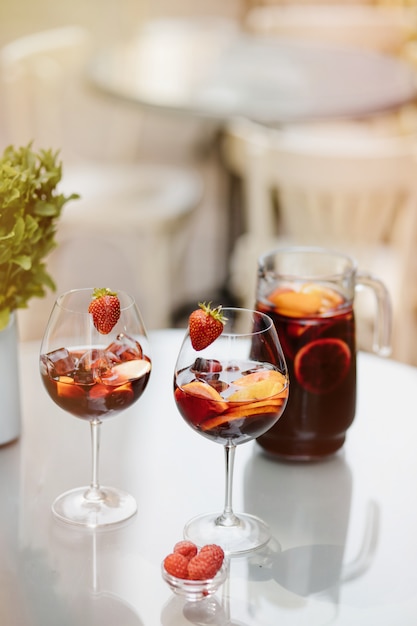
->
[40, 288, 151, 528]
[174, 307, 289, 554]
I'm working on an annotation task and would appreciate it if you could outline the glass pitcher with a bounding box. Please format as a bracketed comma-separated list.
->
[255, 246, 391, 460]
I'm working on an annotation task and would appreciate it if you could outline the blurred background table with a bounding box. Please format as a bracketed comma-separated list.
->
[2, 328, 417, 625]
[88, 17, 417, 125]
[86, 17, 417, 348]
[4, 13, 417, 345]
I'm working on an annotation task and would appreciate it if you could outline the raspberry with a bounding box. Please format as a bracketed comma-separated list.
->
[187, 552, 220, 580]
[199, 544, 224, 569]
[163, 552, 189, 579]
[163, 541, 225, 581]
[173, 540, 198, 560]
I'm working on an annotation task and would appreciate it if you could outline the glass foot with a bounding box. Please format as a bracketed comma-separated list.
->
[184, 512, 271, 555]
[52, 486, 137, 528]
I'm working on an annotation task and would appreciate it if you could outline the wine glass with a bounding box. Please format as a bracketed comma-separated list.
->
[39, 288, 151, 528]
[173, 307, 289, 555]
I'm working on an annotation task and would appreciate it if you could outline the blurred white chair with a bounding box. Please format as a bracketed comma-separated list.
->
[0, 26, 203, 338]
[245, 4, 417, 54]
[222, 118, 417, 363]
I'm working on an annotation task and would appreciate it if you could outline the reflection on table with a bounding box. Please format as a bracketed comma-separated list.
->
[88, 17, 417, 124]
[1, 329, 417, 624]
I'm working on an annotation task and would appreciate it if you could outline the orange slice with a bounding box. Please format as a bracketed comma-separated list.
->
[294, 338, 351, 394]
[301, 284, 344, 313]
[226, 397, 287, 417]
[175, 381, 229, 424]
[269, 284, 345, 317]
[181, 381, 227, 405]
[57, 376, 85, 399]
[269, 289, 322, 317]
[229, 370, 287, 402]
[201, 396, 287, 430]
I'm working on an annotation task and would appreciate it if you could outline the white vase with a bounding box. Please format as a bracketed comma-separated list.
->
[0, 312, 21, 445]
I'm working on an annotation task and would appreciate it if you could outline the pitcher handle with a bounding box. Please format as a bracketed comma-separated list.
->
[356, 271, 392, 358]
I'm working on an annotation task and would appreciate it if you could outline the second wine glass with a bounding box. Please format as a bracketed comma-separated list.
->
[174, 307, 289, 555]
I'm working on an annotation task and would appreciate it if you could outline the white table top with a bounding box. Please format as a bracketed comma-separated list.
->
[88, 18, 417, 125]
[2, 328, 417, 625]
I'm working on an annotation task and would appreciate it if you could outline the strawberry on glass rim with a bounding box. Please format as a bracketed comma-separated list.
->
[88, 287, 121, 334]
[188, 302, 227, 351]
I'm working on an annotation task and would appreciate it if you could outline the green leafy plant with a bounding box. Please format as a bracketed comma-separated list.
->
[0, 144, 79, 331]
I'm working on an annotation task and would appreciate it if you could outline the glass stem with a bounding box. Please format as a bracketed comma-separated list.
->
[85, 419, 103, 501]
[216, 443, 240, 527]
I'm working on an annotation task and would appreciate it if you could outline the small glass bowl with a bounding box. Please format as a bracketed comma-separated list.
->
[161, 560, 228, 601]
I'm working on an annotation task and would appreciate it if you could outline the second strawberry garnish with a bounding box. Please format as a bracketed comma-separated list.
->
[189, 302, 227, 351]
[88, 288, 121, 335]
